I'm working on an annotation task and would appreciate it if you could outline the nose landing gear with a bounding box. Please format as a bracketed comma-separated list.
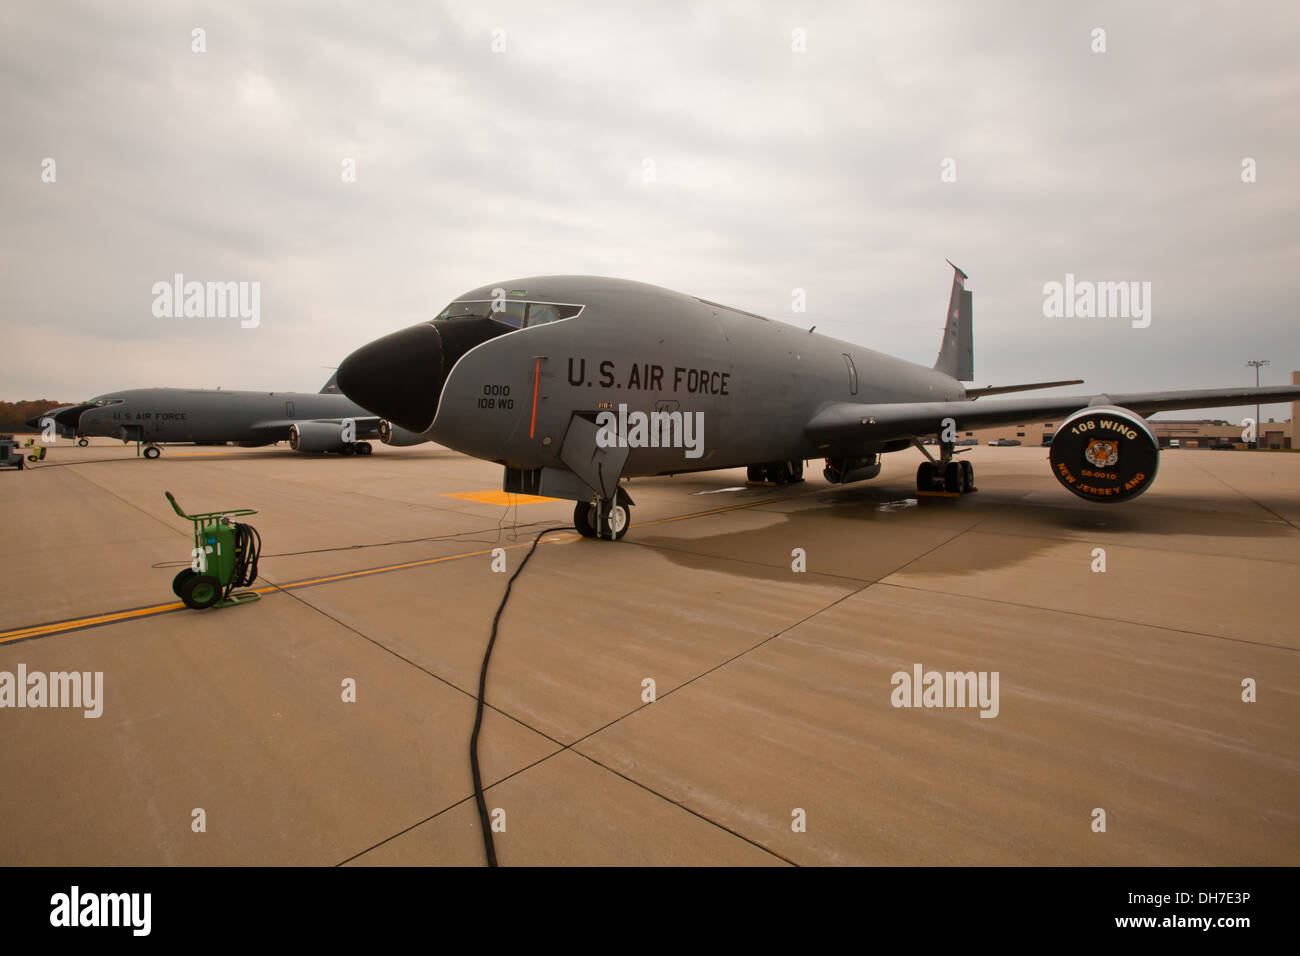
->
[573, 498, 630, 540]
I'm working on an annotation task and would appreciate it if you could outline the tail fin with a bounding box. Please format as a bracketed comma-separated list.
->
[319, 371, 340, 394]
[933, 260, 973, 381]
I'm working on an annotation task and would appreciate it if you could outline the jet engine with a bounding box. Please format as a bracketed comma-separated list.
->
[378, 420, 428, 446]
[288, 421, 370, 454]
[1048, 405, 1159, 502]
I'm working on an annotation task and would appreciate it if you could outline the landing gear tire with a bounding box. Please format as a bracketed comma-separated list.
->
[597, 502, 630, 540]
[180, 573, 221, 609]
[746, 465, 763, 483]
[575, 500, 629, 540]
[916, 461, 942, 493]
[172, 568, 197, 597]
[778, 460, 804, 484]
[143, 445, 161, 459]
[78, 438, 89, 447]
[943, 461, 963, 493]
[356, 442, 373, 456]
[574, 501, 597, 538]
[960, 459, 975, 493]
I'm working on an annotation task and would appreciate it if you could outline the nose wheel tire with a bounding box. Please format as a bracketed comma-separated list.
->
[78, 438, 89, 447]
[143, 445, 161, 459]
[574, 501, 597, 538]
[574, 500, 630, 540]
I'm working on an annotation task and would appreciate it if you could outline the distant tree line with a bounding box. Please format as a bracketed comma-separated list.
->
[0, 400, 67, 434]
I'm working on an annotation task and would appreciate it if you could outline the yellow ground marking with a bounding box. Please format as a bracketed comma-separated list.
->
[0, 541, 549, 646]
[442, 490, 559, 505]
[170, 451, 257, 457]
[0, 488, 806, 646]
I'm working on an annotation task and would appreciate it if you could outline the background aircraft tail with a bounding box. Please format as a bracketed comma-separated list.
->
[320, 371, 340, 394]
[933, 260, 973, 381]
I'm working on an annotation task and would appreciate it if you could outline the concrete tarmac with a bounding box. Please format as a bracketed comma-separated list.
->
[1, 439, 1297, 865]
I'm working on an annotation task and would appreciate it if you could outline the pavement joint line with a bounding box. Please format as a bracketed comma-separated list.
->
[0, 540, 545, 645]
[65, 463, 188, 537]
[628, 537, 881, 584]
[260, 576, 570, 752]
[1186, 456, 1300, 533]
[875, 579, 1300, 654]
[0, 491, 811, 646]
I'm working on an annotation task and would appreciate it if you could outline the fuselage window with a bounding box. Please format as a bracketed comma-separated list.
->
[843, 354, 858, 395]
[493, 301, 527, 327]
[437, 299, 583, 329]
[524, 303, 582, 327]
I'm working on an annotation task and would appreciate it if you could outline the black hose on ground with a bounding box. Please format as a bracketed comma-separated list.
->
[470, 526, 569, 867]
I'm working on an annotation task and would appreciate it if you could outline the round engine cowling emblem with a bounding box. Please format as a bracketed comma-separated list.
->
[1049, 405, 1159, 502]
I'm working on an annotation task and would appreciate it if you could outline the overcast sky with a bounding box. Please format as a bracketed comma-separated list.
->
[2, 0, 1297, 421]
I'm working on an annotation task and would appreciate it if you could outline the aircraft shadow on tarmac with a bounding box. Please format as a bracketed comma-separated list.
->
[631, 478, 1294, 581]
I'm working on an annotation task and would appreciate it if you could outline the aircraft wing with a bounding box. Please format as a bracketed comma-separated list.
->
[806, 385, 1300, 445]
[249, 416, 383, 439]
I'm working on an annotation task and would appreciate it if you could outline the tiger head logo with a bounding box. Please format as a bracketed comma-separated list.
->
[1085, 438, 1119, 468]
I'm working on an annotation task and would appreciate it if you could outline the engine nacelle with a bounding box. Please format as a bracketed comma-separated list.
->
[378, 419, 429, 446]
[289, 421, 348, 453]
[1049, 405, 1159, 502]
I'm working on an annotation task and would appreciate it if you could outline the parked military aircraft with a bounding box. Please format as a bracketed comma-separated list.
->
[24, 405, 91, 445]
[34, 373, 432, 458]
[336, 266, 1300, 539]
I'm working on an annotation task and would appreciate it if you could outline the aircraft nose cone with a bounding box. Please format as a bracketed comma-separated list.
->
[337, 323, 444, 433]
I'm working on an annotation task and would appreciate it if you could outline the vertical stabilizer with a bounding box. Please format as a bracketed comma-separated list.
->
[934, 261, 974, 381]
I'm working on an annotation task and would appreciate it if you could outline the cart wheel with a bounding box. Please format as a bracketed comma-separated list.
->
[172, 568, 197, 597]
[180, 574, 221, 609]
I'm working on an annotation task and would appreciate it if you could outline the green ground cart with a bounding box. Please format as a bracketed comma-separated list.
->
[165, 491, 263, 610]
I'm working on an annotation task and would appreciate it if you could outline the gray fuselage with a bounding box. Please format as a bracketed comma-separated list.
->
[424, 277, 963, 475]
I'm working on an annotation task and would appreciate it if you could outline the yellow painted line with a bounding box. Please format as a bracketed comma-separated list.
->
[0, 489, 805, 647]
[0, 540, 553, 647]
[442, 490, 559, 505]
[170, 451, 256, 458]
[0, 602, 188, 644]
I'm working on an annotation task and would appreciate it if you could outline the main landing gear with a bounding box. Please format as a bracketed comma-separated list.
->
[573, 498, 630, 540]
[915, 440, 976, 495]
[746, 460, 804, 484]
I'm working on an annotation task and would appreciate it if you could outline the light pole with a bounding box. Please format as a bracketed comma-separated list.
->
[1246, 359, 1269, 449]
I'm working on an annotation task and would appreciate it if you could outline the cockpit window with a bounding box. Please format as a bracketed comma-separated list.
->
[93, 398, 125, 406]
[435, 299, 583, 329]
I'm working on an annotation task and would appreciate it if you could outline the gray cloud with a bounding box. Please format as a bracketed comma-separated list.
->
[2, 0, 1297, 421]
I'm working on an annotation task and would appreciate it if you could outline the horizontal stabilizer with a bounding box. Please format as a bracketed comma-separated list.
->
[965, 379, 1084, 399]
